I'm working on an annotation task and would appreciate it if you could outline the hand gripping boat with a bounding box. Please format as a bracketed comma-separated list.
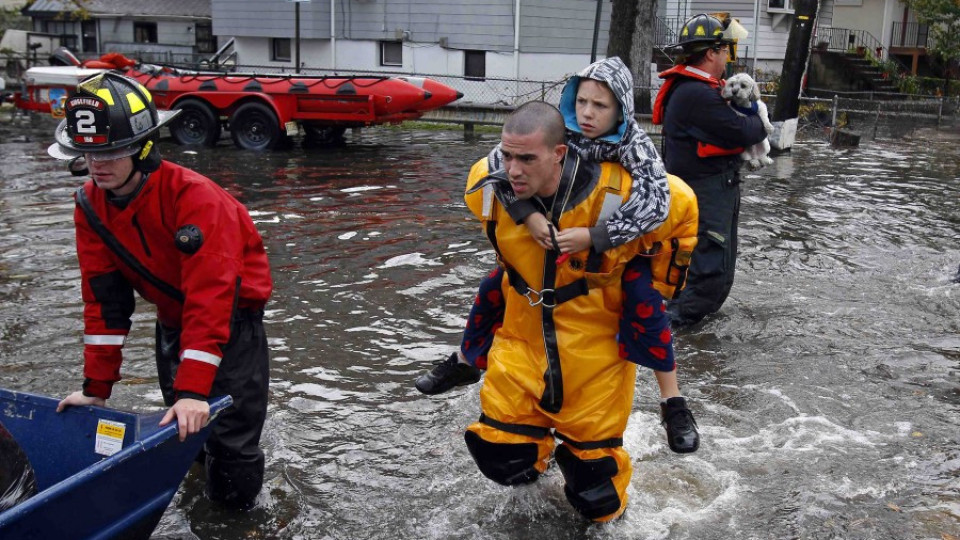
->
[0, 388, 231, 540]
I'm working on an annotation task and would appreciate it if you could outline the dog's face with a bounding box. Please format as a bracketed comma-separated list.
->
[722, 73, 761, 106]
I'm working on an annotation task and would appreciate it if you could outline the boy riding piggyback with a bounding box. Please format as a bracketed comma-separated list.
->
[417, 57, 702, 453]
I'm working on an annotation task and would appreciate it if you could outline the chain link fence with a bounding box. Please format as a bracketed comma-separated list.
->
[787, 91, 960, 140]
[222, 65, 960, 139]
[5, 53, 957, 140]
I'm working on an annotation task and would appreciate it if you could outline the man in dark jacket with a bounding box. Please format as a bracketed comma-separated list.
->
[653, 13, 768, 326]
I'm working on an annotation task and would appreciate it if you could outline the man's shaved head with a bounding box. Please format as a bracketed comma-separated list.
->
[503, 101, 566, 147]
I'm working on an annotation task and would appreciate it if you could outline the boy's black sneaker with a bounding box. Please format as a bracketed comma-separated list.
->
[415, 353, 482, 395]
[660, 397, 700, 454]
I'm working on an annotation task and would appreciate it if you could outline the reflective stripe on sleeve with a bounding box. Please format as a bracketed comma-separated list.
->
[180, 348, 222, 367]
[83, 334, 126, 346]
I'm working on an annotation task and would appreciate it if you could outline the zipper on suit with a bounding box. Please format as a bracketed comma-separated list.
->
[131, 215, 151, 257]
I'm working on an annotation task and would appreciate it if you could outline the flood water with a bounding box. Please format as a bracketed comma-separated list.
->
[1, 115, 958, 540]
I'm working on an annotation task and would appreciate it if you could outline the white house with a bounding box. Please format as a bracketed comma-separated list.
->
[213, 1, 842, 94]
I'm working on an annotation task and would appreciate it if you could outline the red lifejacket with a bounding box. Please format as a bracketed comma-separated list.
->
[653, 65, 743, 158]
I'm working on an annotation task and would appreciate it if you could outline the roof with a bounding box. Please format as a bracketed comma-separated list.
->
[23, 0, 210, 18]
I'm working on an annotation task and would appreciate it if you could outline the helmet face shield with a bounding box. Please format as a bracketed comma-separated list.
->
[85, 144, 142, 162]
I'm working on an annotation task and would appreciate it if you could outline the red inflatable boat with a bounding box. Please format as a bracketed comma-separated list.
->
[16, 52, 463, 150]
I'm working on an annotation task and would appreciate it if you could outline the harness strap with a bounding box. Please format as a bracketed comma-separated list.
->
[666, 237, 689, 296]
[479, 414, 551, 439]
[555, 431, 624, 450]
[505, 267, 589, 307]
[75, 187, 185, 303]
[478, 415, 624, 449]
[485, 220, 500, 258]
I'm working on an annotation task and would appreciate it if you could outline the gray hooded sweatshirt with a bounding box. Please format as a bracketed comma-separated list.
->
[490, 56, 671, 252]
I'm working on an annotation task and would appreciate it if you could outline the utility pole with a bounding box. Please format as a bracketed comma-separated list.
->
[288, 0, 311, 73]
[591, 0, 603, 62]
[772, 0, 819, 121]
[295, 1, 301, 73]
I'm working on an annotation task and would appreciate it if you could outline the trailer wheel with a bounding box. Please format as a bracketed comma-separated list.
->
[230, 102, 281, 151]
[169, 99, 220, 147]
[303, 125, 346, 147]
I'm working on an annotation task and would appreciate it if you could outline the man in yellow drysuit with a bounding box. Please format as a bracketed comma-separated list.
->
[462, 101, 642, 522]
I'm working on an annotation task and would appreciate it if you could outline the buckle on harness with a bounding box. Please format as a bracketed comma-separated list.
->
[523, 288, 556, 308]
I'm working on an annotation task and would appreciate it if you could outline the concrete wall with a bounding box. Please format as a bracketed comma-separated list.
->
[807, 49, 874, 93]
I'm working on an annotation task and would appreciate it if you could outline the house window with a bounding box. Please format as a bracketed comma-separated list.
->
[380, 41, 402, 67]
[81, 20, 96, 53]
[767, 0, 794, 12]
[464, 50, 486, 81]
[44, 20, 78, 49]
[195, 23, 216, 54]
[271, 38, 291, 61]
[134, 22, 158, 44]
[43, 20, 76, 35]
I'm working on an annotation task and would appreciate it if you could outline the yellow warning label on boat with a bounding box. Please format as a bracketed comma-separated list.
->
[95, 419, 126, 456]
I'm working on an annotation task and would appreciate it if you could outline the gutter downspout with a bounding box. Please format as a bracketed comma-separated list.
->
[880, 0, 890, 60]
[751, 0, 761, 78]
[514, 0, 521, 100]
[331, 0, 337, 69]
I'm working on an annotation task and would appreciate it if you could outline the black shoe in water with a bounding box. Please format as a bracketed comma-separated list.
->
[660, 397, 700, 454]
[415, 353, 482, 395]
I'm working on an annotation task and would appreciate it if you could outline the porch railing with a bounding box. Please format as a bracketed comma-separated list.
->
[656, 16, 685, 47]
[814, 27, 884, 55]
[890, 21, 929, 49]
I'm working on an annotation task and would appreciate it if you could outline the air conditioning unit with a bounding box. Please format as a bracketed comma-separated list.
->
[394, 28, 410, 41]
[439, 36, 448, 48]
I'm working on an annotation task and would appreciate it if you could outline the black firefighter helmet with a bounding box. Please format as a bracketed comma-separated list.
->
[47, 72, 179, 174]
[672, 13, 747, 61]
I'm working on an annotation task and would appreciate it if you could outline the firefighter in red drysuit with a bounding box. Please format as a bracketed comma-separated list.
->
[48, 72, 272, 510]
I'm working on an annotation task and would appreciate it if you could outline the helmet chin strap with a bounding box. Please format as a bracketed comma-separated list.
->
[113, 167, 141, 193]
[68, 156, 88, 177]
[109, 141, 151, 194]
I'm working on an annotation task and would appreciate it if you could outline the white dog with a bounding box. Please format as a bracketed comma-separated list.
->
[721, 73, 775, 170]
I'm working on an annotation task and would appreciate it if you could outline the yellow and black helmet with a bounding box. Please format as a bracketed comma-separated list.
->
[671, 13, 748, 61]
[47, 72, 179, 167]
[677, 13, 733, 49]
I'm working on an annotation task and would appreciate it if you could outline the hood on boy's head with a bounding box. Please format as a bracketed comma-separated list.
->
[558, 56, 635, 144]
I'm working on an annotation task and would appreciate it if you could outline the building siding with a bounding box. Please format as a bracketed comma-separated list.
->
[213, 0, 614, 54]
[519, 0, 610, 54]
[217, 0, 838, 88]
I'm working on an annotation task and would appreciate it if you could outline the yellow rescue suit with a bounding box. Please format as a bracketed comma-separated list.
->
[643, 174, 698, 300]
[463, 152, 640, 522]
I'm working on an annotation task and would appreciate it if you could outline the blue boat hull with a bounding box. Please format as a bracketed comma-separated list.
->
[0, 388, 231, 540]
